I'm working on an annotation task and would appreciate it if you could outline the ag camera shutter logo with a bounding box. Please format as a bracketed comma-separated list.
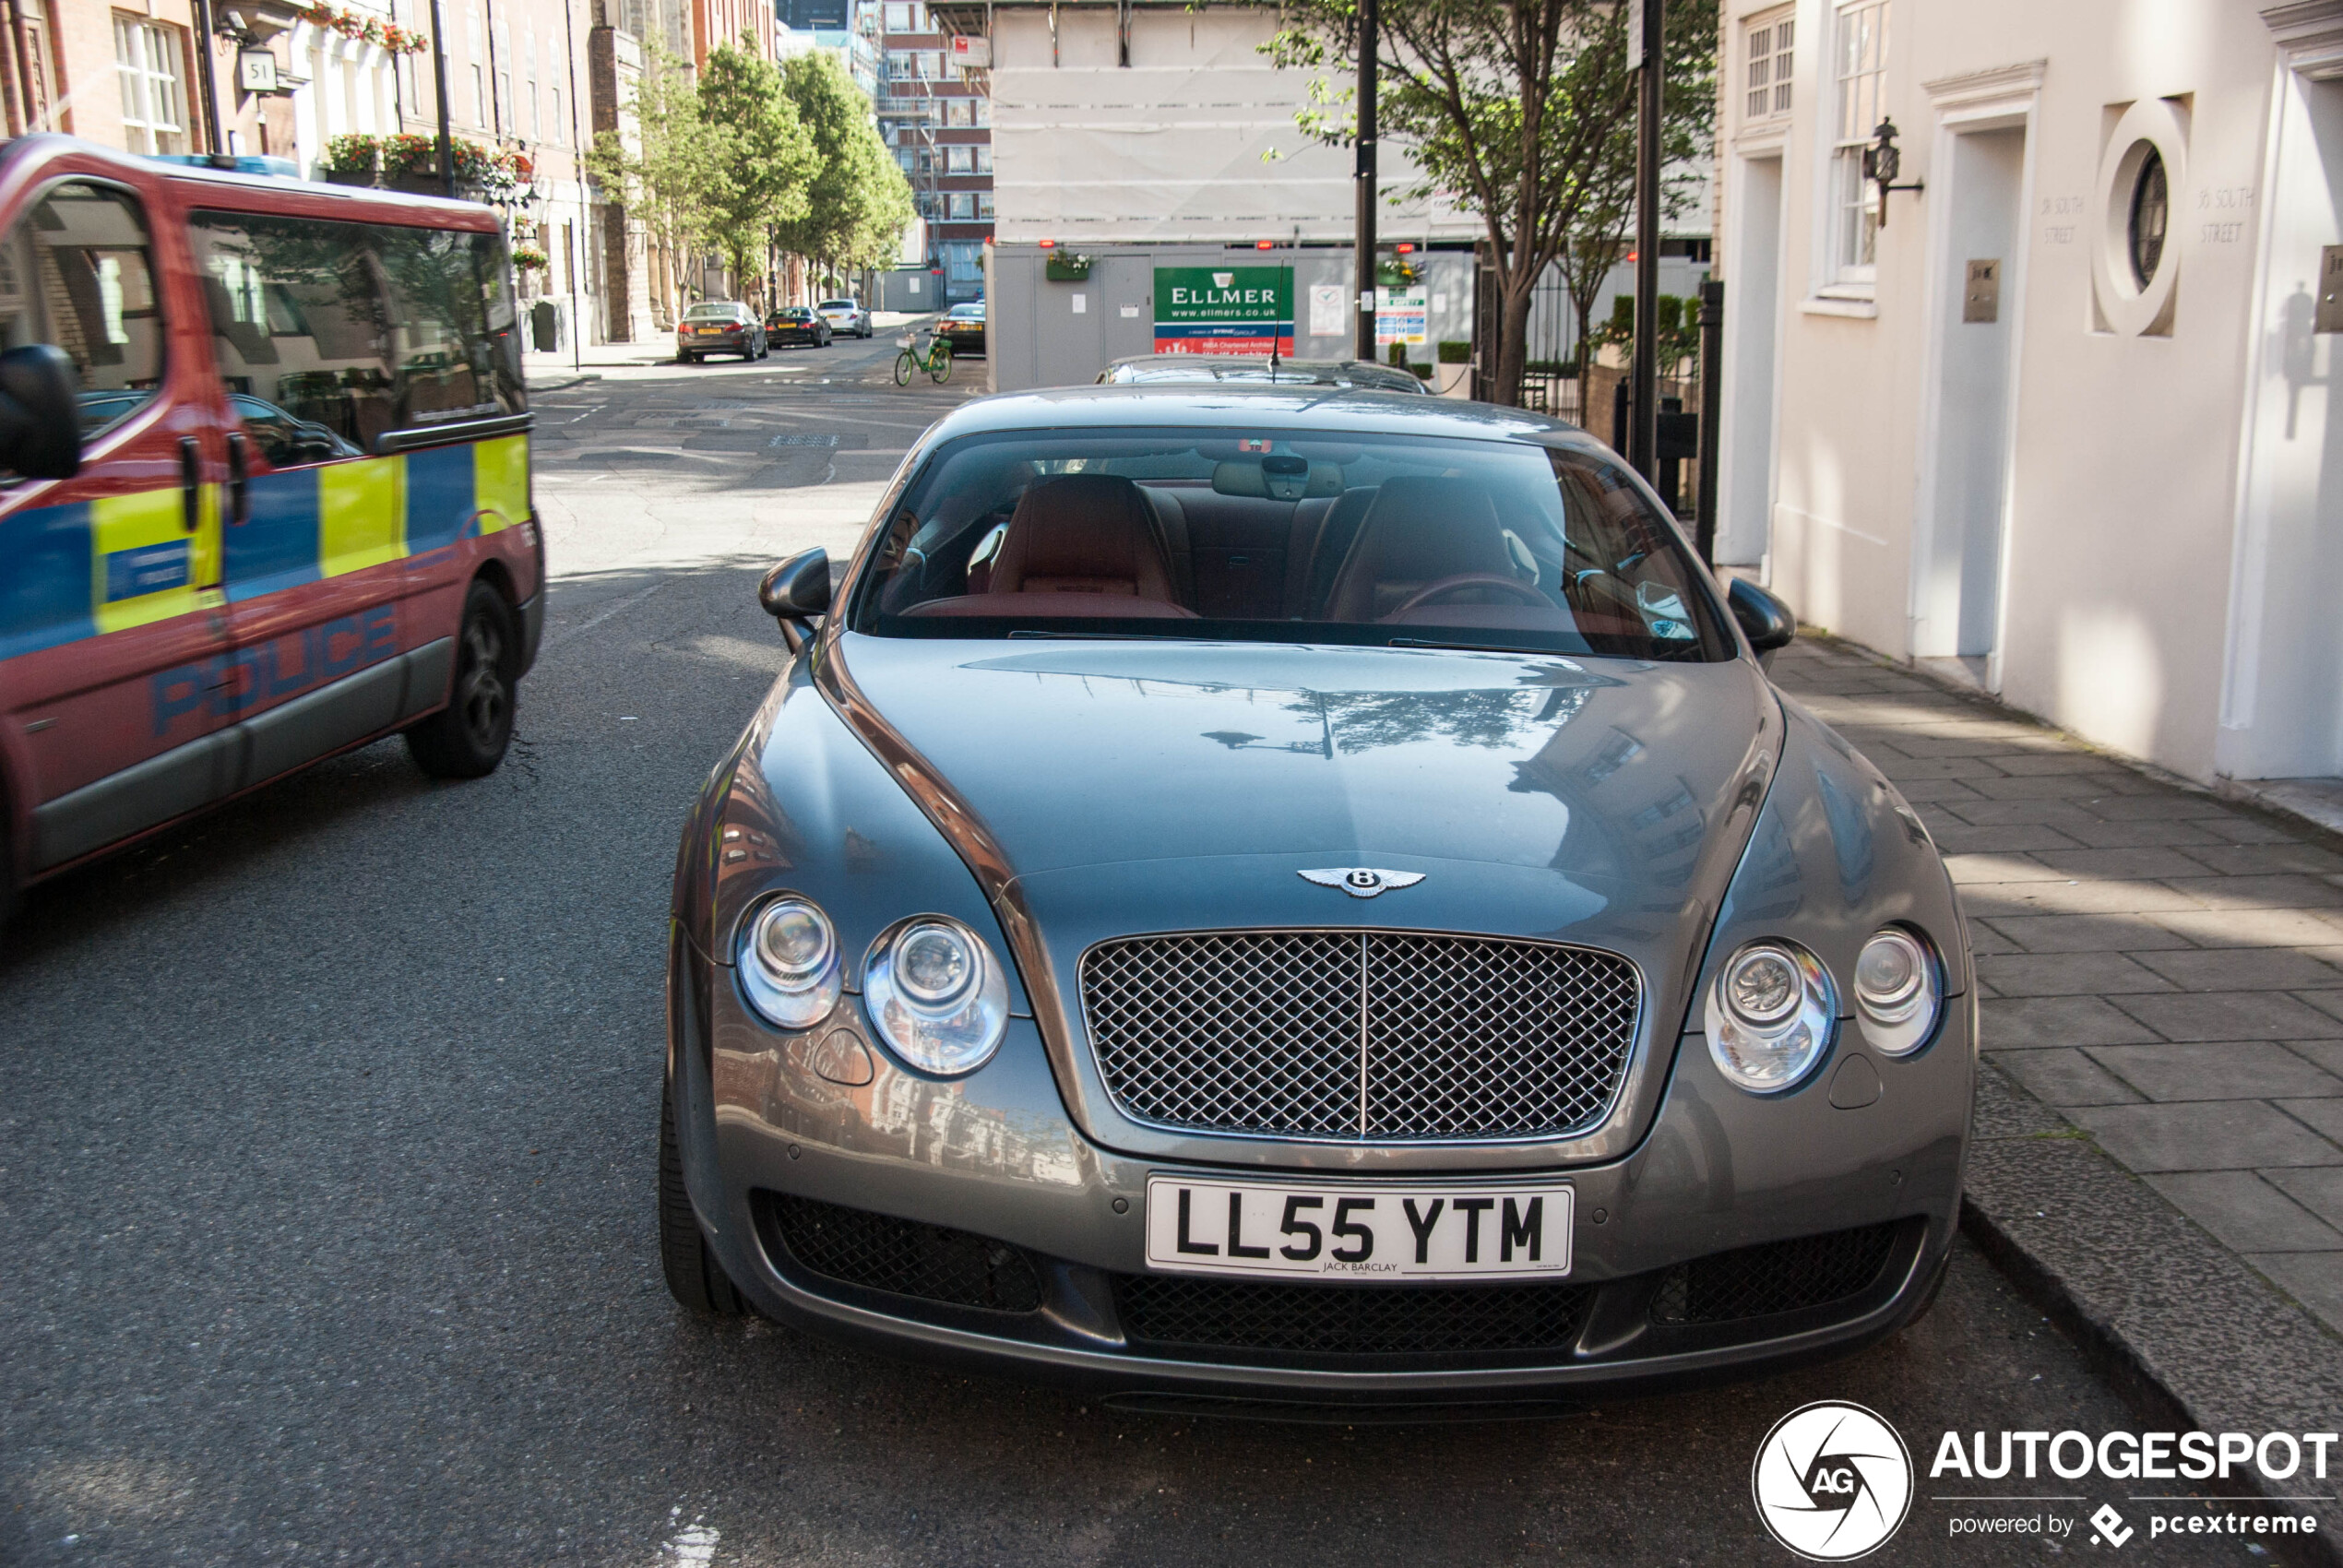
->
[1752, 1401, 1914, 1560]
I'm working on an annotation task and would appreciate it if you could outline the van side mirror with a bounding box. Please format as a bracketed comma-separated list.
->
[759, 547, 831, 653]
[1727, 577, 1797, 659]
[0, 345, 82, 481]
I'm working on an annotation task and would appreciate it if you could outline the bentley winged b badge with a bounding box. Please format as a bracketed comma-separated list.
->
[1299, 868, 1427, 899]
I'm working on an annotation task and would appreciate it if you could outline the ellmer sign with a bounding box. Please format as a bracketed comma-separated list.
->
[1154, 266, 1294, 356]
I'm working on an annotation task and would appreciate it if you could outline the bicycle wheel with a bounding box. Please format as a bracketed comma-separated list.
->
[930, 343, 953, 385]
[894, 350, 915, 386]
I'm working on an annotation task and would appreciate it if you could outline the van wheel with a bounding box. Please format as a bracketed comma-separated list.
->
[660, 1079, 750, 1317]
[406, 580, 517, 778]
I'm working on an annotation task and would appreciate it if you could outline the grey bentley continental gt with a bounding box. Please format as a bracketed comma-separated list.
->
[660, 386, 1972, 1408]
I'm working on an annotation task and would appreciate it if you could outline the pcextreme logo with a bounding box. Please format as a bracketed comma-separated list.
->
[1752, 1401, 1915, 1561]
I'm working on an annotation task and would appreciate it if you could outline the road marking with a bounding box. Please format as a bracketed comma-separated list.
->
[541, 579, 669, 651]
[657, 1506, 720, 1567]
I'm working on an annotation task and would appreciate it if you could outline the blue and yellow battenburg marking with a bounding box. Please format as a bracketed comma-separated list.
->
[0, 434, 526, 662]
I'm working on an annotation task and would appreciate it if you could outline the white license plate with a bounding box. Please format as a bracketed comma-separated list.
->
[1144, 1176, 1573, 1282]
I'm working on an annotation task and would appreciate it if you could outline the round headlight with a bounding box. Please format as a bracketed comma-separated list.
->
[737, 896, 844, 1029]
[1855, 927, 1942, 1055]
[1706, 939, 1836, 1093]
[864, 917, 1009, 1075]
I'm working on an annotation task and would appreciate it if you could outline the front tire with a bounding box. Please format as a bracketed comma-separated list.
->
[405, 579, 517, 778]
[660, 1079, 749, 1317]
[894, 350, 915, 386]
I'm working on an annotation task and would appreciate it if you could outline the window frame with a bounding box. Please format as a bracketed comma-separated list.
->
[113, 14, 191, 157]
[1742, 6, 1793, 125]
[1819, 0, 1888, 297]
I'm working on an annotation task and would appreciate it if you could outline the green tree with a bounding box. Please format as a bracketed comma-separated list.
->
[696, 38, 817, 303]
[1265, 0, 1716, 408]
[585, 42, 714, 325]
[775, 52, 916, 291]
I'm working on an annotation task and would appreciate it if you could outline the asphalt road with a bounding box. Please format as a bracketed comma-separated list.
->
[0, 345, 2286, 1566]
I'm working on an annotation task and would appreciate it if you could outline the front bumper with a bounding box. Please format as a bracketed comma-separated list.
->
[671, 934, 1972, 1404]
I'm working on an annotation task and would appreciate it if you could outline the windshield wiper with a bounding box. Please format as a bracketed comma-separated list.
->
[1387, 636, 1560, 655]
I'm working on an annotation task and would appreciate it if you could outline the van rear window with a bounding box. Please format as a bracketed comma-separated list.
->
[190, 211, 521, 462]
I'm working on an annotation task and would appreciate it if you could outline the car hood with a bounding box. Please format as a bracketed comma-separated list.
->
[830, 634, 1771, 885]
[820, 632, 1784, 1168]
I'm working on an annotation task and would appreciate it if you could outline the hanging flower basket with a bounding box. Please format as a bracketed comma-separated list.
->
[298, 4, 429, 53]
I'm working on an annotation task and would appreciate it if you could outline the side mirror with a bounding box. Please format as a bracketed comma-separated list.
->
[1727, 576, 1797, 660]
[0, 345, 82, 481]
[759, 547, 831, 653]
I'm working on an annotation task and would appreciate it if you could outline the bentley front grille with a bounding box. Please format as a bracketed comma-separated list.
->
[1079, 932, 1640, 1141]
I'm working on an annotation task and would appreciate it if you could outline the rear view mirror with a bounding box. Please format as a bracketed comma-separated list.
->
[759, 547, 831, 653]
[0, 345, 82, 481]
[1728, 577, 1798, 659]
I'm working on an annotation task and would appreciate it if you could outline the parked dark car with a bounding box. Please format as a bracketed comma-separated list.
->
[766, 306, 834, 349]
[677, 301, 766, 362]
[1100, 354, 1430, 392]
[935, 301, 985, 356]
[815, 297, 874, 338]
[660, 385, 1971, 1408]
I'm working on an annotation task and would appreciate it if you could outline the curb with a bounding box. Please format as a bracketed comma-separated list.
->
[526, 372, 603, 393]
[1961, 1062, 2343, 1566]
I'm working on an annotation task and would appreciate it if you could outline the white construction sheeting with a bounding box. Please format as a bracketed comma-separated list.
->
[987, 6, 1478, 244]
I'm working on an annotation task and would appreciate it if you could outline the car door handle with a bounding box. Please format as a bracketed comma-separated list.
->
[179, 436, 201, 533]
[224, 432, 250, 526]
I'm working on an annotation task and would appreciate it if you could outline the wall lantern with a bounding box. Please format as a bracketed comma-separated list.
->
[1861, 119, 1926, 227]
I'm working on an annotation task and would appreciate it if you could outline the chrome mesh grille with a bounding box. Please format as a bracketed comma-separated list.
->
[1081, 932, 1640, 1140]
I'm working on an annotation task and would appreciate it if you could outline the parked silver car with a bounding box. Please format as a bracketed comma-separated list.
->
[815, 297, 874, 339]
[660, 386, 1971, 1408]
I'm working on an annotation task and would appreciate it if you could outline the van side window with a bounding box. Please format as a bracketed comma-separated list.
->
[0, 180, 165, 459]
[190, 212, 522, 468]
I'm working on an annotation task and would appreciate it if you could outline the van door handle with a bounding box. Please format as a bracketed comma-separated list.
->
[179, 436, 201, 532]
[224, 433, 250, 525]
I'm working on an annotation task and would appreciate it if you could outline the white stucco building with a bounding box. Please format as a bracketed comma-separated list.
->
[1712, 0, 2343, 795]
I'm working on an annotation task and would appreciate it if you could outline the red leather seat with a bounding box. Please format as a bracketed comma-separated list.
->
[905, 474, 1199, 619]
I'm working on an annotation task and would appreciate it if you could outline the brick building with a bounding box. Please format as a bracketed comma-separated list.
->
[865, 0, 990, 303]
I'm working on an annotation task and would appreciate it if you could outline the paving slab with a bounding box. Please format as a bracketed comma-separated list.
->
[2085, 1041, 2343, 1101]
[2142, 1171, 2343, 1252]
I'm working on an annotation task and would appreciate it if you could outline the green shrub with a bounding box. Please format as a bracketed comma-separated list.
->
[1436, 339, 1470, 364]
[322, 133, 379, 175]
[1409, 362, 1433, 381]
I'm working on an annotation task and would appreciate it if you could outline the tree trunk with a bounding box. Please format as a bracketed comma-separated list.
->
[1494, 269, 1538, 409]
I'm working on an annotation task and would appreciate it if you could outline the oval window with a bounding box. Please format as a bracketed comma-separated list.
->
[2127, 146, 2169, 289]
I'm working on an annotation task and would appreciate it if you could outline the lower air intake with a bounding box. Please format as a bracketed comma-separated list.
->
[1115, 1273, 1591, 1358]
[764, 1193, 1043, 1313]
[1648, 1223, 1899, 1325]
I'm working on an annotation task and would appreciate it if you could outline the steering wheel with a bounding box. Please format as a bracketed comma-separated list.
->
[1386, 574, 1551, 618]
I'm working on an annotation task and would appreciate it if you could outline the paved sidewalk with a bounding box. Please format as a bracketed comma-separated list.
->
[1771, 636, 2343, 1478]
[1777, 637, 2343, 1325]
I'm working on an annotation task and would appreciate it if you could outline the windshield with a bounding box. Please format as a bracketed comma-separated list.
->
[772, 308, 812, 320]
[818, 299, 855, 310]
[849, 427, 1731, 660]
[685, 303, 740, 320]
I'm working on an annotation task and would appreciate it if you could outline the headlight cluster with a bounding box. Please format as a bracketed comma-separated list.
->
[735, 897, 1008, 1076]
[1706, 927, 1943, 1093]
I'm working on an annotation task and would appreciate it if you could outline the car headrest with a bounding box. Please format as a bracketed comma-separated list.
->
[989, 473, 1180, 602]
[1325, 477, 1512, 620]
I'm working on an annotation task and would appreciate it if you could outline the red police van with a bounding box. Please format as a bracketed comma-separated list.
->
[0, 136, 541, 903]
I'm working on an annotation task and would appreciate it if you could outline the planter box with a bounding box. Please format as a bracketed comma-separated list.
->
[324, 169, 378, 187]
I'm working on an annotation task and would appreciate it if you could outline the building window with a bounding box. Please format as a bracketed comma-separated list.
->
[2127, 147, 2169, 288]
[551, 85, 564, 142]
[1745, 10, 1792, 121]
[976, 191, 994, 220]
[946, 98, 971, 127]
[473, 64, 487, 125]
[947, 192, 973, 220]
[917, 51, 941, 78]
[113, 15, 190, 155]
[896, 147, 915, 172]
[973, 98, 990, 128]
[946, 144, 971, 173]
[886, 49, 911, 77]
[1827, 0, 1887, 289]
[975, 144, 993, 174]
[883, 2, 913, 30]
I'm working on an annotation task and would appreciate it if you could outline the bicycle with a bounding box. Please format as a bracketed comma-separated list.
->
[894, 328, 953, 386]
